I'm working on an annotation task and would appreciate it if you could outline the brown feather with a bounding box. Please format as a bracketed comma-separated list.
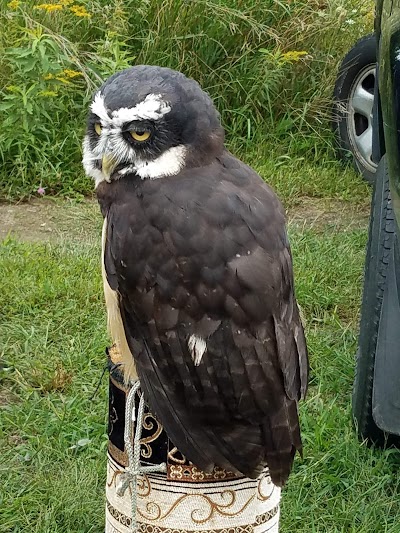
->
[97, 149, 308, 486]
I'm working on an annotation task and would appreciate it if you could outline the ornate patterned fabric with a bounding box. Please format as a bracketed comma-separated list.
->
[106, 348, 281, 532]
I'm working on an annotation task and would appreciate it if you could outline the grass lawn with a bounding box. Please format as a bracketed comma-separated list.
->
[1, 156, 400, 532]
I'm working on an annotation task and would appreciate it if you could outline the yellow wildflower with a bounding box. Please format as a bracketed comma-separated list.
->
[58, 0, 73, 4]
[8, 0, 20, 9]
[61, 68, 82, 78]
[44, 70, 81, 82]
[281, 51, 309, 63]
[39, 90, 58, 97]
[365, 10, 374, 24]
[35, 4, 63, 12]
[55, 76, 72, 84]
[6, 85, 19, 92]
[69, 4, 90, 17]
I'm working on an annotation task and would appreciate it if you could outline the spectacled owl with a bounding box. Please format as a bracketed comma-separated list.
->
[82, 65, 308, 486]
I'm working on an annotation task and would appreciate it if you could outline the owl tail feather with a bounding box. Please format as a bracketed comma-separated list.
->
[262, 399, 302, 487]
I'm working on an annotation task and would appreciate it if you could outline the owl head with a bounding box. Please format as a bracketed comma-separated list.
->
[82, 65, 224, 186]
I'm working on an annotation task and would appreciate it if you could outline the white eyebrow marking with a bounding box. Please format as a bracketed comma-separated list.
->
[90, 93, 111, 124]
[90, 92, 171, 127]
[112, 94, 171, 126]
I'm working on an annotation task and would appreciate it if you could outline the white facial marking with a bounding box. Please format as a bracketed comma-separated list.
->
[90, 92, 171, 128]
[84, 93, 183, 185]
[117, 165, 136, 176]
[135, 145, 187, 179]
[91, 93, 111, 124]
[112, 94, 171, 127]
[82, 135, 108, 187]
[188, 334, 207, 366]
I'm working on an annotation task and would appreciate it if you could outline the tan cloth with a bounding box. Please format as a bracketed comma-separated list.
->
[106, 453, 281, 532]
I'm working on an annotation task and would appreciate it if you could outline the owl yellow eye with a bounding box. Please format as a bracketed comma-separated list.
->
[130, 130, 151, 142]
[94, 123, 102, 136]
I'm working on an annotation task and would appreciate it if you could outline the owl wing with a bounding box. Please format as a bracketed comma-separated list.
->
[101, 152, 308, 486]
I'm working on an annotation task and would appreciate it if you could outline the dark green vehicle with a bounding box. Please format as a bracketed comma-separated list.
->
[335, 0, 400, 445]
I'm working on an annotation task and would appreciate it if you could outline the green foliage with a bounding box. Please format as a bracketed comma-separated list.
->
[0, 27, 88, 197]
[0, 0, 374, 198]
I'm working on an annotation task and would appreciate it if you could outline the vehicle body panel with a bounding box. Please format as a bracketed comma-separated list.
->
[380, 0, 400, 221]
[371, 0, 400, 434]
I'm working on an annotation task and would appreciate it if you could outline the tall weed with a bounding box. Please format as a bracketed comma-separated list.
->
[0, 0, 373, 198]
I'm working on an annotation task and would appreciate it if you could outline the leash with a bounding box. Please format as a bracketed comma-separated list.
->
[116, 381, 166, 531]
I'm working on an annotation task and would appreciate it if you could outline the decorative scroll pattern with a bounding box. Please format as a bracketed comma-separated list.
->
[106, 455, 281, 533]
[106, 498, 279, 533]
[140, 413, 164, 459]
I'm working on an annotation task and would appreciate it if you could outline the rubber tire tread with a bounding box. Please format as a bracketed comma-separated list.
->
[352, 156, 400, 446]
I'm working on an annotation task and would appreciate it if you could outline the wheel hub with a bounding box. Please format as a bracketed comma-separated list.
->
[348, 65, 377, 174]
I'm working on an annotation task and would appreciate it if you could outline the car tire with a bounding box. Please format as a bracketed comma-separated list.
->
[352, 156, 400, 445]
[333, 34, 377, 183]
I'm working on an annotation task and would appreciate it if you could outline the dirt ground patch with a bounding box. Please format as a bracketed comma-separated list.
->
[287, 197, 370, 231]
[0, 196, 370, 244]
[0, 198, 102, 243]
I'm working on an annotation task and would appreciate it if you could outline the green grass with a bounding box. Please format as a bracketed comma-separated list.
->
[254, 153, 370, 207]
[0, 239, 108, 532]
[1, 166, 400, 531]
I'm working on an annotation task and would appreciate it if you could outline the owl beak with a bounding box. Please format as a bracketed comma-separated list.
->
[101, 154, 118, 180]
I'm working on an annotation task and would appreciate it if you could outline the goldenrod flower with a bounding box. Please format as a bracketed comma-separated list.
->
[44, 70, 81, 82]
[365, 10, 374, 24]
[39, 90, 58, 97]
[35, 4, 63, 12]
[8, 0, 20, 9]
[69, 4, 90, 17]
[55, 76, 72, 84]
[61, 68, 82, 78]
[281, 51, 309, 62]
